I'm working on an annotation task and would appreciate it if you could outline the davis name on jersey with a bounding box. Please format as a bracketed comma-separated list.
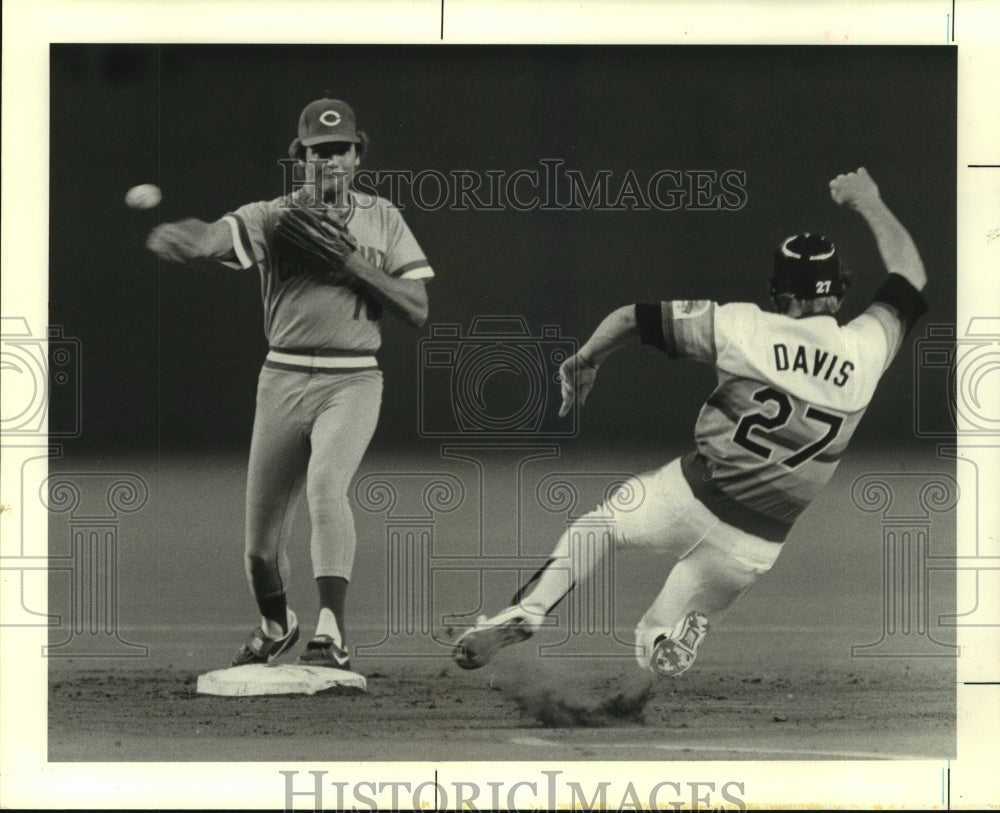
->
[772, 342, 853, 387]
[652, 292, 911, 541]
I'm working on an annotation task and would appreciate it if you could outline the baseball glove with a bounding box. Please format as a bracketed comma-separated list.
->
[273, 204, 358, 274]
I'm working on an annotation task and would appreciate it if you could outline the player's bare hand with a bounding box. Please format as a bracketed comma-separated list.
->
[829, 167, 880, 210]
[146, 219, 210, 263]
[558, 353, 598, 418]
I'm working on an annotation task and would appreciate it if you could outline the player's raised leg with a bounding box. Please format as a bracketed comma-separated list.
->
[635, 527, 782, 677]
[454, 468, 665, 669]
[454, 469, 657, 670]
[452, 544, 576, 669]
[453, 461, 736, 671]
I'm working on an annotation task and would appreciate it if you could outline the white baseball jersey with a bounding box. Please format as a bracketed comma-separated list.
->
[222, 189, 433, 353]
[638, 275, 927, 540]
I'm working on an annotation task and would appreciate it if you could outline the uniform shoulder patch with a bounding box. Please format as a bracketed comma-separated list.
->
[671, 299, 712, 319]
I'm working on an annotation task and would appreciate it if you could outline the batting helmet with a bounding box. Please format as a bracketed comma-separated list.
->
[770, 233, 849, 300]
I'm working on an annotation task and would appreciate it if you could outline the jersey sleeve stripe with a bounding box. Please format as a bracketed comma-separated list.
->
[223, 214, 256, 270]
[636, 303, 668, 352]
[668, 300, 717, 362]
[707, 303, 716, 361]
[392, 260, 434, 280]
[662, 304, 680, 358]
[873, 273, 929, 334]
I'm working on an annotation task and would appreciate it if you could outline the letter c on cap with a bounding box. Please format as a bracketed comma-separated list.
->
[319, 110, 342, 127]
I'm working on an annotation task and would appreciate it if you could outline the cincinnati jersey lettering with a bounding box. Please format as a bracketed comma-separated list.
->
[222, 190, 433, 353]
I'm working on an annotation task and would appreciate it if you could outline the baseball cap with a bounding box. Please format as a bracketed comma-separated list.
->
[298, 98, 361, 146]
[771, 233, 848, 299]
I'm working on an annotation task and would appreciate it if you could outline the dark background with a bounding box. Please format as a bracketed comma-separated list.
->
[48, 45, 956, 455]
[41, 46, 959, 774]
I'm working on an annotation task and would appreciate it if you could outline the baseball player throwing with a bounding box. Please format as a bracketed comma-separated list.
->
[453, 167, 927, 677]
[147, 98, 433, 669]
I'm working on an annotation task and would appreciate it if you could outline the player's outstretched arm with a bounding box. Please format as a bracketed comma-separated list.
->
[340, 253, 429, 328]
[558, 305, 638, 417]
[146, 218, 236, 264]
[829, 167, 927, 291]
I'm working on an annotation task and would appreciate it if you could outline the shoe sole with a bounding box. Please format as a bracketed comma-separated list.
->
[650, 611, 709, 678]
[453, 618, 531, 670]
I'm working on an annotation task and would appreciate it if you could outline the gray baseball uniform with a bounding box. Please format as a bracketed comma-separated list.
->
[222, 189, 432, 598]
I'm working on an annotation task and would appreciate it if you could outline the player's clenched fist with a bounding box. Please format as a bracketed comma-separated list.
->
[558, 353, 598, 417]
[829, 167, 880, 210]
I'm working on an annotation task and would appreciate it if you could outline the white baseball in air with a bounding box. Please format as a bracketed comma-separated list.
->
[125, 183, 162, 209]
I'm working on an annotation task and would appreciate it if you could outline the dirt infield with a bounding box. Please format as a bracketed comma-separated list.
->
[43, 451, 958, 764]
[48, 626, 955, 762]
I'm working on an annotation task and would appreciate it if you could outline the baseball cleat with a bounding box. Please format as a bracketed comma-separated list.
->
[649, 611, 710, 677]
[452, 607, 533, 670]
[231, 610, 300, 666]
[296, 635, 352, 670]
